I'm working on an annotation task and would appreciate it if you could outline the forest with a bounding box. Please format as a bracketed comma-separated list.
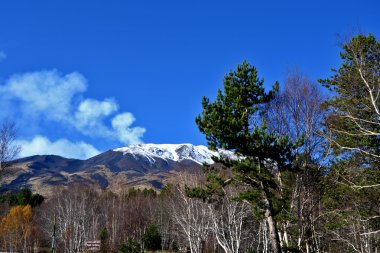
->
[0, 33, 379, 253]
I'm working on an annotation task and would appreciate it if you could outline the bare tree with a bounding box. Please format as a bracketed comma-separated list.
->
[0, 119, 20, 171]
[170, 171, 211, 253]
[38, 185, 101, 253]
[155, 191, 178, 251]
[265, 69, 326, 252]
[207, 185, 254, 253]
[266, 69, 325, 157]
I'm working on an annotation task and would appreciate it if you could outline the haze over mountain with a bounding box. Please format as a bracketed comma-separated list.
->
[0, 144, 233, 197]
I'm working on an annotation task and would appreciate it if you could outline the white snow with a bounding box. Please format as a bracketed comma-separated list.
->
[113, 143, 234, 165]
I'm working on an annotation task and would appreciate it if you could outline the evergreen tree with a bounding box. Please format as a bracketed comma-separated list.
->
[143, 224, 162, 251]
[0, 188, 44, 207]
[320, 34, 380, 251]
[195, 61, 295, 253]
[320, 34, 380, 161]
[100, 228, 108, 253]
[119, 238, 140, 253]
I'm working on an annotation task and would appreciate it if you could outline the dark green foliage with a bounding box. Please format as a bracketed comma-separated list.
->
[320, 34, 380, 159]
[100, 228, 108, 242]
[143, 224, 162, 251]
[100, 228, 108, 253]
[17, 188, 32, 205]
[30, 193, 44, 207]
[195, 60, 295, 212]
[0, 191, 17, 205]
[320, 33, 380, 202]
[320, 34, 380, 250]
[0, 188, 44, 207]
[126, 187, 139, 198]
[159, 184, 172, 197]
[195, 60, 296, 253]
[196, 60, 278, 152]
[119, 238, 140, 253]
[142, 188, 157, 198]
[126, 187, 156, 199]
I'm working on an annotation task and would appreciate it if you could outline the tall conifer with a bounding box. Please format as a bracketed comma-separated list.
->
[195, 61, 295, 253]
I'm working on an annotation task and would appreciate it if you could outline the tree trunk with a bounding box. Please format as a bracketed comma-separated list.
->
[263, 189, 282, 253]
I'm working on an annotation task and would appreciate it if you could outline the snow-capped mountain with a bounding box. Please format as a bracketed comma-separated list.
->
[113, 143, 232, 165]
[1, 144, 235, 197]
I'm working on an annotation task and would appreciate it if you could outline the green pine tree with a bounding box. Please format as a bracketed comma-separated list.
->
[195, 60, 296, 253]
[143, 224, 162, 251]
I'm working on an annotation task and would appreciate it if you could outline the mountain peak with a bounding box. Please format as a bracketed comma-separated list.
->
[113, 143, 222, 165]
[2, 143, 236, 196]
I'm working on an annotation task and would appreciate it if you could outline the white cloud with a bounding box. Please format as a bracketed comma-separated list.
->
[74, 98, 119, 137]
[76, 98, 119, 127]
[17, 135, 101, 160]
[0, 70, 146, 148]
[112, 112, 146, 144]
[1, 70, 87, 120]
[0, 51, 6, 62]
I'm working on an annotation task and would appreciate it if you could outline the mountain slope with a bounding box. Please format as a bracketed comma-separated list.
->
[0, 144, 232, 196]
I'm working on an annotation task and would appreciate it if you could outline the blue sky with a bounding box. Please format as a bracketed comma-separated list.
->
[0, 0, 379, 159]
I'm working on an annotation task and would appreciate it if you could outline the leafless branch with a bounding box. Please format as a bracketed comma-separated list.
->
[0, 119, 21, 171]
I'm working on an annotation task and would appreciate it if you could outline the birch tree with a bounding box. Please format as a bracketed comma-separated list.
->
[321, 34, 380, 162]
[207, 185, 253, 253]
[266, 70, 326, 252]
[39, 186, 101, 253]
[320, 34, 380, 251]
[170, 172, 211, 253]
[0, 119, 20, 172]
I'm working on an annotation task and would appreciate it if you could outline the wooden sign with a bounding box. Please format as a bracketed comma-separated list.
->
[85, 240, 101, 251]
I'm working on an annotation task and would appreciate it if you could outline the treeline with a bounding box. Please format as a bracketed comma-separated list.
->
[0, 33, 379, 253]
[0, 175, 281, 253]
[0, 188, 44, 209]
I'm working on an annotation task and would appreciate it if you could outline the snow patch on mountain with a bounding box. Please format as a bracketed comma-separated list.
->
[113, 144, 233, 165]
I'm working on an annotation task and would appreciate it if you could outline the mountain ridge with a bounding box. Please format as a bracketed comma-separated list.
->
[0, 143, 232, 197]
